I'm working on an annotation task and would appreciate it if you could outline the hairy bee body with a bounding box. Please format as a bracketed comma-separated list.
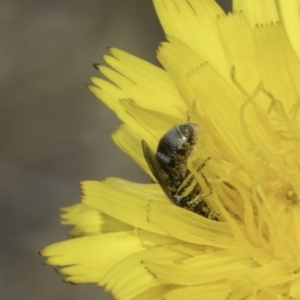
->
[142, 123, 217, 219]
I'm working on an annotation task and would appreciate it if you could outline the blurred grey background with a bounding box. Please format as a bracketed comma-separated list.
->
[0, 0, 230, 299]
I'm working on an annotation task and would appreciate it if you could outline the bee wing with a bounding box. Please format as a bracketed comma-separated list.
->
[141, 140, 173, 200]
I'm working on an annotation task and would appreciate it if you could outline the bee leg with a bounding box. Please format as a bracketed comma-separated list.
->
[186, 110, 191, 122]
[200, 172, 213, 198]
[195, 157, 212, 198]
[196, 157, 211, 172]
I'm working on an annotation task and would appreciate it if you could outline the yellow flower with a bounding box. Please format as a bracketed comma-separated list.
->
[41, 0, 300, 299]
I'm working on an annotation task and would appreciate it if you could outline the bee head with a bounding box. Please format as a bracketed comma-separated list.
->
[156, 123, 199, 168]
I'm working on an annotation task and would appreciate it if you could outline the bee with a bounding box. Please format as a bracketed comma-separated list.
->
[142, 123, 217, 220]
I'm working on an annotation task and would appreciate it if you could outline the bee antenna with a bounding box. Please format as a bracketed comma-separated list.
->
[186, 110, 191, 122]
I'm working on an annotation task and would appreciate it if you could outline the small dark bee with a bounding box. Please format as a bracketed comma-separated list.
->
[142, 123, 217, 219]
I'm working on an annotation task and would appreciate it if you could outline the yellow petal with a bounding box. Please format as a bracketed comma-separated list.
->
[88, 76, 126, 118]
[134, 229, 183, 247]
[60, 203, 103, 236]
[251, 260, 300, 286]
[233, 0, 279, 26]
[187, 63, 249, 163]
[112, 124, 154, 175]
[290, 278, 300, 298]
[154, 0, 228, 78]
[188, 60, 280, 169]
[164, 283, 229, 300]
[90, 48, 185, 119]
[41, 231, 146, 284]
[145, 249, 253, 285]
[131, 285, 174, 300]
[157, 37, 207, 106]
[100, 247, 189, 300]
[112, 122, 184, 181]
[276, 0, 300, 59]
[254, 22, 300, 118]
[81, 178, 167, 235]
[119, 99, 183, 139]
[228, 279, 257, 299]
[217, 11, 260, 92]
[148, 201, 236, 248]
[60, 203, 132, 236]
